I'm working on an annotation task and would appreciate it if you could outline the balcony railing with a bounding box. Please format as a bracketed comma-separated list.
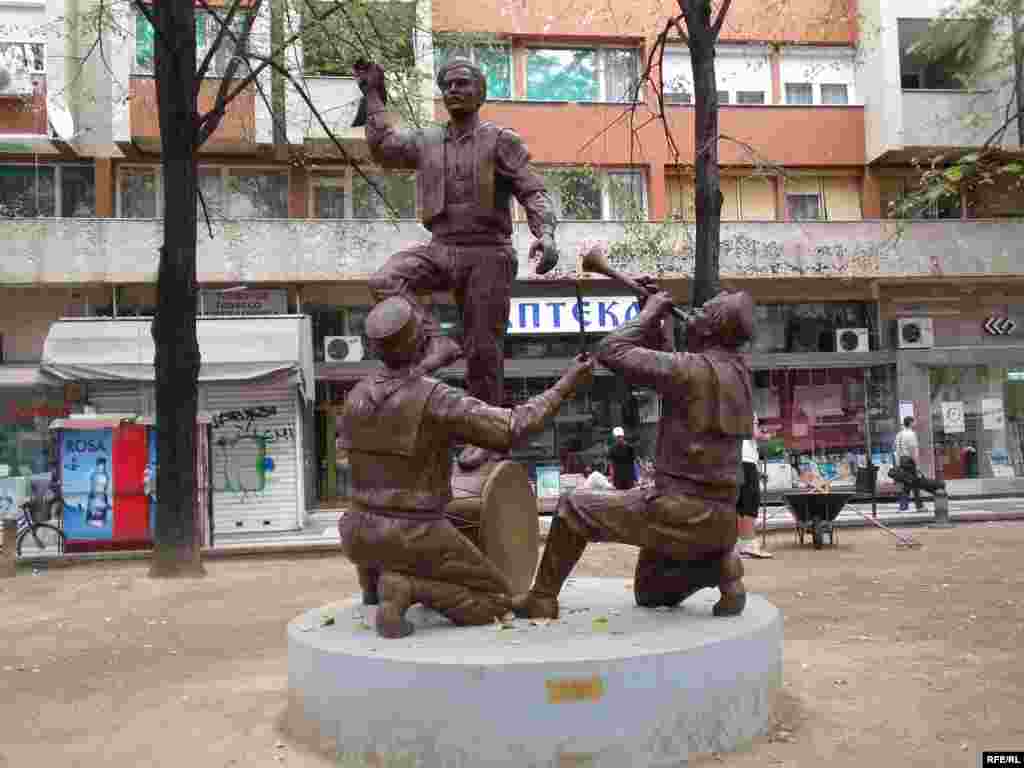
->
[900, 89, 1015, 148]
[1, 218, 1021, 284]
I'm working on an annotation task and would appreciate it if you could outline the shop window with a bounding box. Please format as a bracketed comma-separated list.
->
[434, 43, 512, 100]
[135, 10, 252, 76]
[302, 1, 415, 77]
[526, 48, 639, 103]
[753, 367, 871, 491]
[929, 365, 1019, 481]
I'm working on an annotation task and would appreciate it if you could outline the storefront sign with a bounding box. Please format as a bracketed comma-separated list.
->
[983, 317, 1017, 336]
[199, 288, 287, 316]
[941, 401, 965, 434]
[2, 402, 71, 423]
[535, 465, 561, 498]
[898, 401, 915, 423]
[982, 398, 1006, 431]
[507, 297, 641, 335]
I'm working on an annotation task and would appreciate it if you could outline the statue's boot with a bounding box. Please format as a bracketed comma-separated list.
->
[375, 571, 524, 638]
[357, 565, 380, 606]
[514, 516, 587, 620]
[414, 306, 463, 375]
[635, 551, 746, 617]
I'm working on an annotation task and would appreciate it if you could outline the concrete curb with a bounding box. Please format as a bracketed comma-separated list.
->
[12, 509, 1024, 572]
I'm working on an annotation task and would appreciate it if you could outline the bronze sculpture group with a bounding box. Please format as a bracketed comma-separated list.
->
[340, 58, 755, 638]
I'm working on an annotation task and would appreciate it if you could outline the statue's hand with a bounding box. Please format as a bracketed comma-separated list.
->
[353, 60, 386, 96]
[530, 235, 559, 275]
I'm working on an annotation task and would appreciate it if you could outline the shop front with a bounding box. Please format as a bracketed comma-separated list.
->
[40, 315, 315, 536]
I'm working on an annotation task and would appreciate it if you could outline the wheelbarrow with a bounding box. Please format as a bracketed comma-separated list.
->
[783, 491, 856, 549]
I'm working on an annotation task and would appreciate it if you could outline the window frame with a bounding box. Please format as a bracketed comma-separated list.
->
[308, 168, 417, 219]
[133, 8, 253, 77]
[663, 46, 771, 107]
[525, 46, 641, 103]
[784, 82, 815, 105]
[0, 163, 95, 218]
[786, 192, 824, 222]
[0, 41, 46, 75]
[779, 47, 858, 105]
[537, 166, 647, 221]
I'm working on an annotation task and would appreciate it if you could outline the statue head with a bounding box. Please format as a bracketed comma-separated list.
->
[365, 296, 429, 370]
[436, 57, 487, 117]
[686, 290, 754, 352]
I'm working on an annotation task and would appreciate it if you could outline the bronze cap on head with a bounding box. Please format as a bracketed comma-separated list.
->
[695, 290, 755, 349]
[366, 296, 420, 357]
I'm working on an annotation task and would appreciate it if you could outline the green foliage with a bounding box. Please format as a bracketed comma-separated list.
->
[301, 0, 417, 77]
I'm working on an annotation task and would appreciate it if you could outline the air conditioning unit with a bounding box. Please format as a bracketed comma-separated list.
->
[0, 63, 34, 97]
[835, 327, 869, 353]
[897, 317, 934, 349]
[324, 336, 364, 363]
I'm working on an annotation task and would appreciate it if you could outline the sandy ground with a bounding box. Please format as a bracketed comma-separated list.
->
[2, 522, 1023, 768]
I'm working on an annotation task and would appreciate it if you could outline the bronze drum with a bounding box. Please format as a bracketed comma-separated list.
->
[446, 460, 539, 594]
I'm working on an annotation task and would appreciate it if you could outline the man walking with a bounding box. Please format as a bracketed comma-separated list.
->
[894, 416, 925, 511]
[608, 427, 637, 490]
[355, 57, 559, 471]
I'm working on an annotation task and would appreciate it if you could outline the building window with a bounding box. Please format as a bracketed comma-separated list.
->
[664, 46, 771, 107]
[311, 170, 416, 219]
[787, 193, 822, 221]
[135, 10, 252, 76]
[779, 48, 857, 105]
[0, 41, 45, 76]
[820, 83, 849, 105]
[898, 18, 983, 90]
[526, 48, 639, 103]
[353, 172, 415, 218]
[785, 83, 814, 105]
[301, 2, 415, 77]
[879, 175, 962, 220]
[434, 44, 512, 100]
[118, 166, 289, 218]
[668, 174, 775, 221]
[541, 168, 646, 221]
[0, 165, 94, 218]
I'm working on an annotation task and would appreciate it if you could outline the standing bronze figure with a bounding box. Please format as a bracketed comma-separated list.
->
[338, 297, 592, 638]
[517, 289, 756, 619]
[355, 58, 559, 471]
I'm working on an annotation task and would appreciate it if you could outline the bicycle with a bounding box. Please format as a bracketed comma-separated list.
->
[12, 487, 66, 557]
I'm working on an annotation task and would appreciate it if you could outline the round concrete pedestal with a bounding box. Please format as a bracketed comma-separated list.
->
[288, 578, 783, 768]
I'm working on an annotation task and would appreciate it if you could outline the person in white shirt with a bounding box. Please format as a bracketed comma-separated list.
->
[893, 416, 924, 511]
[736, 413, 772, 558]
[580, 464, 614, 491]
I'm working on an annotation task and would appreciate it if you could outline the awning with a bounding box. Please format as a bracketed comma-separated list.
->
[41, 316, 315, 401]
[0, 365, 48, 388]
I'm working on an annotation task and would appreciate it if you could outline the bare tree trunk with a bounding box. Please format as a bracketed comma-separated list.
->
[1012, 1, 1024, 147]
[150, 0, 205, 577]
[271, 0, 288, 155]
[681, 0, 723, 309]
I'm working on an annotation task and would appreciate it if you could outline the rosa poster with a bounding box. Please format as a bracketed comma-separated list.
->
[60, 429, 114, 541]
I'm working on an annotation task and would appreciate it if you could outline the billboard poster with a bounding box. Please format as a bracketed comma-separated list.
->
[146, 428, 157, 536]
[61, 429, 114, 541]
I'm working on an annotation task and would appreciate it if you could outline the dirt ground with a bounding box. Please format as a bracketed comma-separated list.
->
[2, 522, 1023, 768]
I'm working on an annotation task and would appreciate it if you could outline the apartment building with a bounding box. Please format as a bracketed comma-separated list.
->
[2, 0, 1024, 539]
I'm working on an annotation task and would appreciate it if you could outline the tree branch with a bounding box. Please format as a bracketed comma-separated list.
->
[711, 0, 733, 39]
[195, 0, 350, 145]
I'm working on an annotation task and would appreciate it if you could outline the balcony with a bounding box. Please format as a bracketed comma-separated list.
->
[129, 78, 257, 151]
[901, 89, 1010, 149]
[1, 218, 1021, 285]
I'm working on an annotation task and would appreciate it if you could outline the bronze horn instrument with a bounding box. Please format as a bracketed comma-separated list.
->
[579, 244, 695, 323]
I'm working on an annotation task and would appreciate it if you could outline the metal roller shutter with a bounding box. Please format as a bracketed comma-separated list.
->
[89, 382, 153, 416]
[202, 379, 302, 534]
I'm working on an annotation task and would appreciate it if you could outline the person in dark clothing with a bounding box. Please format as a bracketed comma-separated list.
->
[608, 427, 637, 490]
